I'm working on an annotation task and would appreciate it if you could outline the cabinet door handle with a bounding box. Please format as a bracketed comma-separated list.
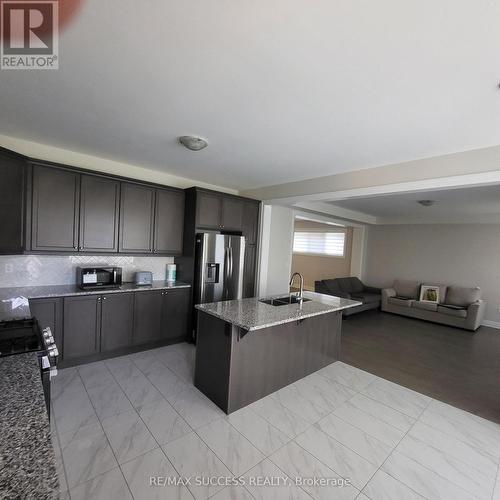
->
[103, 297, 107, 300]
[73, 245, 77, 250]
[97, 297, 101, 301]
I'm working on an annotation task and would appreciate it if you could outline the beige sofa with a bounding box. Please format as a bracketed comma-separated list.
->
[381, 280, 485, 331]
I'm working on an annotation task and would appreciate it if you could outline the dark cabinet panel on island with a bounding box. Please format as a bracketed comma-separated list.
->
[119, 183, 155, 253]
[63, 295, 101, 361]
[79, 175, 120, 253]
[100, 292, 134, 352]
[31, 165, 80, 252]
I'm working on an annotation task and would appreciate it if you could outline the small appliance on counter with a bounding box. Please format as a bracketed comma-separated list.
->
[0, 297, 58, 415]
[77, 266, 122, 290]
[135, 271, 153, 286]
[166, 264, 177, 282]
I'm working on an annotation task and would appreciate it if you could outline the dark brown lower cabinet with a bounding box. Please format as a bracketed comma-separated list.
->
[100, 292, 134, 352]
[161, 288, 190, 340]
[29, 297, 63, 359]
[63, 295, 101, 361]
[132, 290, 163, 345]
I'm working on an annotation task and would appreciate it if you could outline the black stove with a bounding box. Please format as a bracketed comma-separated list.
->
[0, 297, 59, 414]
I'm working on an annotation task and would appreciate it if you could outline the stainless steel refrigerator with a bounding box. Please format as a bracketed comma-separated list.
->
[194, 233, 246, 305]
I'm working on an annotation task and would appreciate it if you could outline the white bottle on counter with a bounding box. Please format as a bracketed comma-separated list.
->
[166, 264, 177, 282]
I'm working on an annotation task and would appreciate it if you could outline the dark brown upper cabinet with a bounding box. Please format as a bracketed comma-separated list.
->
[242, 201, 260, 245]
[31, 165, 80, 252]
[79, 175, 120, 253]
[154, 188, 185, 255]
[119, 182, 155, 253]
[196, 191, 223, 230]
[221, 197, 244, 232]
[0, 148, 27, 254]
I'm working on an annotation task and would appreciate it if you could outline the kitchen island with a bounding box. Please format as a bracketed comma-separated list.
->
[194, 291, 360, 413]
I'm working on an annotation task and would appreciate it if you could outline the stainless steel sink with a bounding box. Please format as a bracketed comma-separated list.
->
[260, 295, 311, 306]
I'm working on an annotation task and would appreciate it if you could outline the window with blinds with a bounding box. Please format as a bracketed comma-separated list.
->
[293, 231, 346, 257]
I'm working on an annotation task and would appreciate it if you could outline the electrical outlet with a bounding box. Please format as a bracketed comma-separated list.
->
[5, 263, 13, 273]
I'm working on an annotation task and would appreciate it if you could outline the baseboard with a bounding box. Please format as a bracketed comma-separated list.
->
[481, 320, 500, 330]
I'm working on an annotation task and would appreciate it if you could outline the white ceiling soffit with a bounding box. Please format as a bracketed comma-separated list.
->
[1, 1, 500, 191]
[325, 183, 500, 225]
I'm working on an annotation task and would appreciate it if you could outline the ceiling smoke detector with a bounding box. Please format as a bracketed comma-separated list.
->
[417, 200, 436, 207]
[178, 136, 208, 151]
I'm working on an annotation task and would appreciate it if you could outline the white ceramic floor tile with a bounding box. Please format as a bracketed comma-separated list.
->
[138, 398, 192, 445]
[145, 362, 189, 400]
[362, 469, 425, 500]
[420, 400, 500, 459]
[296, 373, 357, 410]
[169, 387, 225, 429]
[52, 388, 99, 435]
[332, 399, 406, 449]
[116, 373, 164, 408]
[121, 448, 194, 500]
[315, 413, 393, 467]
[60, 422, 118, 489]
[197, 419, 265, 476]
[409, 421, 499, 480]
[105, 356, 143, 380]
[243, 458, 311, 500]
[249, 395, 311, 439]
[360, 379, 431, 419]
[87, 379, 134, 420]
[163, 432, 232, 500]
[317, 362, 377, 391]
[101, 410, 158, 464]
[228, 406, 290, 455]
[78, 361, 115, 390]
[396, 433, 495, 500]
[295, 426, 377, 490]
[129, 349, 161, 372]
[50, 368, 80, 400]
[493, 472, 500, 500]
[209, 485, 255, 500]
[272, 383, 332, 424]
[270, 441, 359, 500]
[382, 451, 480, 500]
[339, 393, 415, 432]
[69, 467, 133, 500]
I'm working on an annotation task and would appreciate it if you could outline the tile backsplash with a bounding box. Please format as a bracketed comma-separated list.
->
[0, 255, 175, 288]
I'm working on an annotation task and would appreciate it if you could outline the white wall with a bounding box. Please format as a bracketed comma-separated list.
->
[258, 205, 294, 296]
[363, 224, 500, 324]
[0, 134, 238, 194]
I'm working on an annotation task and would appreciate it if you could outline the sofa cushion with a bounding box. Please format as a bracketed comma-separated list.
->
[351, 292, 381, 304]
[446, 286, 481, 307]
[388, 297, 414, 307]
[413, 301, 438, 312]
[322, 279, 342, 294]
[337, 277, 364, 293]
[393, 280, 420, 299]
[437, 305, 468, 318]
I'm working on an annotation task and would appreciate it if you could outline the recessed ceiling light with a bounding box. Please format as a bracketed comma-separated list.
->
[417, 200, 436, 207]
[178, 136, 208, 151]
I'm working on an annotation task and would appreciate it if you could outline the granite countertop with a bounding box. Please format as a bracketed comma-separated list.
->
[0, 280, 191, 302]
[0, 353, 58, 499]
[195, 291, 361, 331]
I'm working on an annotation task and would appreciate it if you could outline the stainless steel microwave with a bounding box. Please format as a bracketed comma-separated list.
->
[77, 267, 122, 290]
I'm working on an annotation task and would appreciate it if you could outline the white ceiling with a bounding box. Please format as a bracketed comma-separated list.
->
[1, 0, 500, 190]
[329, 184, 500, 223]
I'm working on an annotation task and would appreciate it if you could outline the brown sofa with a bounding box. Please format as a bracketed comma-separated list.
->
[381, 279, 485, 331]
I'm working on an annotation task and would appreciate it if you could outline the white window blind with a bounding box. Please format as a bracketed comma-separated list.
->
[293, 231, 345, 257]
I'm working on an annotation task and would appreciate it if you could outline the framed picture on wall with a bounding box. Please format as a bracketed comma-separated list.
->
[419, 285, 440, 303]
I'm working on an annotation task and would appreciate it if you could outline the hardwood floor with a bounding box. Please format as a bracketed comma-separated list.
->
[341, 310, 500, 423]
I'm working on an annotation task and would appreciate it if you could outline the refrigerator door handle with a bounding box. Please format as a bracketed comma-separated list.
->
[223, 246, 230, 299]
[229, 247, 234, 280]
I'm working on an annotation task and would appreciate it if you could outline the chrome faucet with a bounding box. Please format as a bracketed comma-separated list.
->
[289, 272, 304, 300]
